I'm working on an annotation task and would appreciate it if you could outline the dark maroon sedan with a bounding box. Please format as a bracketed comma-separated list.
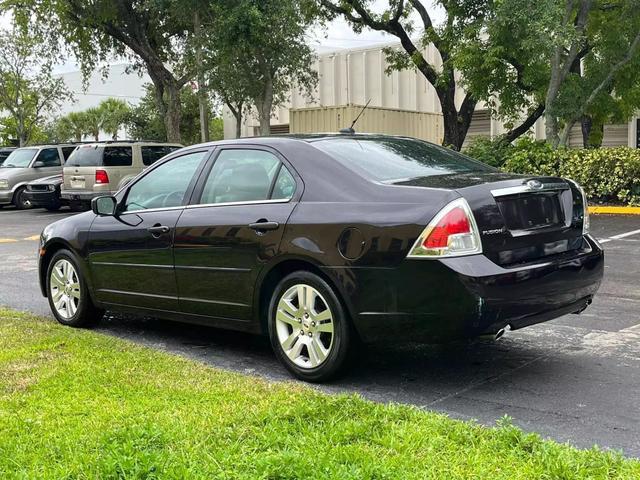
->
[38, 134, 603, 381]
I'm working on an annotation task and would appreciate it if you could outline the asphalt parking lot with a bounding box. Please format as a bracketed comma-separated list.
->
[1, 206, 639, 456]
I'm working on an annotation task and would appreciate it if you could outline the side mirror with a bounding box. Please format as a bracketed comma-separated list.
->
[91, 196, 118, 216]
[33, 161, 45, 168]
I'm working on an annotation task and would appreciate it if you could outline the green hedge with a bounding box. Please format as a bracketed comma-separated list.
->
[464, 137, 640, 206]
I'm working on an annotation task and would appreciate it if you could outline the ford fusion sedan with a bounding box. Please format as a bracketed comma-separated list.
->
[38, 135, 603, 382]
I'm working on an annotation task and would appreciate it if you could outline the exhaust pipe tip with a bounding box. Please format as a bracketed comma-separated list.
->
[478, 327, 506, 342]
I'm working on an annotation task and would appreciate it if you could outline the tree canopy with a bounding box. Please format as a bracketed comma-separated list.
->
[0, 27, 71, 146]
[5, 0, 193, 143]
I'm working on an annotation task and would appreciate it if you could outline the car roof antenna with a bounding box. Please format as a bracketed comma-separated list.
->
[339, 99, 371, 135]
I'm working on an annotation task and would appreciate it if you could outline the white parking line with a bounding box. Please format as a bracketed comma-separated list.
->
[599, 228, 640, 244]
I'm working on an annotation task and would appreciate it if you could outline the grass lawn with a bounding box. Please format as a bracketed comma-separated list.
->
[1, 308, 638, 479]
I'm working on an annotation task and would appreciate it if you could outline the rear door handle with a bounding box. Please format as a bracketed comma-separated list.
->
[248, 221, 280, 232]
[148, 225, 171, 236]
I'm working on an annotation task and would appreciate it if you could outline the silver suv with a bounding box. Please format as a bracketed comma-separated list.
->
[61, 141, 182, 209]
[0, 145, 77, 209]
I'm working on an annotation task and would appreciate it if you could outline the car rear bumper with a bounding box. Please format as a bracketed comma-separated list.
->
[61, 190, 109, 201]
[331, 235, 604, 344]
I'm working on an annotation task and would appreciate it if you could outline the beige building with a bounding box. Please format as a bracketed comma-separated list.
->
[223, 42, 639, 149]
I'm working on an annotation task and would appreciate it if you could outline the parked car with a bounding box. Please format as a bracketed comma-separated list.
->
[0, 147, 16, 166]
[61, 141, 182, 210]
[24, 174, 67, 211]
[38, 134, 603, 382]
[0, 144, 77, 209]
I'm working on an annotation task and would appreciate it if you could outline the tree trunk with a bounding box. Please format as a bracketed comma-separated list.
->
[437, 84, 475, 151]
[235, 111, 243, 139]
[164, 83, 182, 143]
[17, 116, 26, 147]
[147, 68, 182, 144]
[194, 11, 210, 143]
[581, 115, 592, 147]
[255, 76, 274, 136]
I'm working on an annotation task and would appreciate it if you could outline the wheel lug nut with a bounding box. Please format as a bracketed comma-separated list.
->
[311, 321, 316, 327]
[308, 332, 312, 337]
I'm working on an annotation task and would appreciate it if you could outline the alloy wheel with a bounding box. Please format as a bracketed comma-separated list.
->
[275, 283, 335, 369]
[50, 259, 81, 319]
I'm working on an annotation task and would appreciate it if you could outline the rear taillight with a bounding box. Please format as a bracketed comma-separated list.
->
[95, 169, 109, 184]
[408, 198, 482, 259]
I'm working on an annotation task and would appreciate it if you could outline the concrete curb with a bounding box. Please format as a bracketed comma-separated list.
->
[588, 206, 640, 215]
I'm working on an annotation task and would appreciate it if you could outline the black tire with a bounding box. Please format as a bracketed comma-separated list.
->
[268, 271, 351, 382]
[13, 187, 32, 210]
[45, 202, 61, 212]
[46, 249, 104, 328]
[69, 201, 88, 212]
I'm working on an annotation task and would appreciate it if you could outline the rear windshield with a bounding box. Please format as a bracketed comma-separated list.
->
[66, 146, 133, 167]
[313, 137, 493, 182]
[0, 149, 37, 168]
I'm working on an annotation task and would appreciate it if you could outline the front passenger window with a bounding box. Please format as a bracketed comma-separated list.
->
[36, 148, 61, 167]
[124, 151, 206, 212]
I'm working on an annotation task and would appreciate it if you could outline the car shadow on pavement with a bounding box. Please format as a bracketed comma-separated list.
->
[96, 311, 552, 405]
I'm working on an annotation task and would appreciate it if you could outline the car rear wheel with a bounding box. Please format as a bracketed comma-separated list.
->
[47, 249, 103, 327]
[268, 271, 351, 382]
[13, 187, 31, 210]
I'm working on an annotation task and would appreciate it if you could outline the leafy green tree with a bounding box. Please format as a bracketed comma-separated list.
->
[127, 84, 219, 145]
[6, 0, 193, 143]
[456, 0, 640, 148]
[199, 0, 319, 136]
[0, 27, 71, 146]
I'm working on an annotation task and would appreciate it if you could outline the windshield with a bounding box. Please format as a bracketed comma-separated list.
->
[1, 149, 38, 168]
[313, 137, 494, 182]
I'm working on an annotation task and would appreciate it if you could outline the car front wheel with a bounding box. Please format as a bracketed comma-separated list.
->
[268, 271, 351, 382]
[13, 187, 31, 210]
[46, 249, 103, 327]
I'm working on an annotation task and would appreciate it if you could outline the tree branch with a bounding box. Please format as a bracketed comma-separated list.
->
[504, 104, 545, 143]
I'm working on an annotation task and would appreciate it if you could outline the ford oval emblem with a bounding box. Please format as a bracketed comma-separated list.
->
[527, 180, 544, 190]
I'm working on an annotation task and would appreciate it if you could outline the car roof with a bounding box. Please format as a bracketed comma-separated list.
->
[181, 133, 423, 151]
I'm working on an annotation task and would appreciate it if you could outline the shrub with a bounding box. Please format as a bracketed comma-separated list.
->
[462, 136, 513, 168]
[502, 140, 640, 206]
[464, 135, 640, 205]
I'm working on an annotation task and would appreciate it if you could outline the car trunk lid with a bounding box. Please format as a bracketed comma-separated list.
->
[392, 173, 589, 266]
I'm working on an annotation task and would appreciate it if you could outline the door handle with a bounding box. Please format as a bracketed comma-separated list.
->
[148, 225, 171, 236]
[248, 220, 280, 232]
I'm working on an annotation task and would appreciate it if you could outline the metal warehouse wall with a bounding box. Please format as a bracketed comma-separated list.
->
[290, 105, 444, 144]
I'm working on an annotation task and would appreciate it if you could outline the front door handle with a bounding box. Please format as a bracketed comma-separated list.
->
[248, 220, 280, 232]
[148, 225, 171, 236]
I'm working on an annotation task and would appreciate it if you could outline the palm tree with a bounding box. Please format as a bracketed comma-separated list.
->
[59, 111, 88, 142]
[83, 107, 103, 141]
[99, 98, 130, 140]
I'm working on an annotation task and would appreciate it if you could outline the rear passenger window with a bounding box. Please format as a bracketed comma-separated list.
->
[199, 149, 281, 204]
[141, 146, 180, 166]
[103, 147, 133, 167]
[36, 148, 61, 167]
[272, 166, 296, 200]
[61, 147, 76, 161]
